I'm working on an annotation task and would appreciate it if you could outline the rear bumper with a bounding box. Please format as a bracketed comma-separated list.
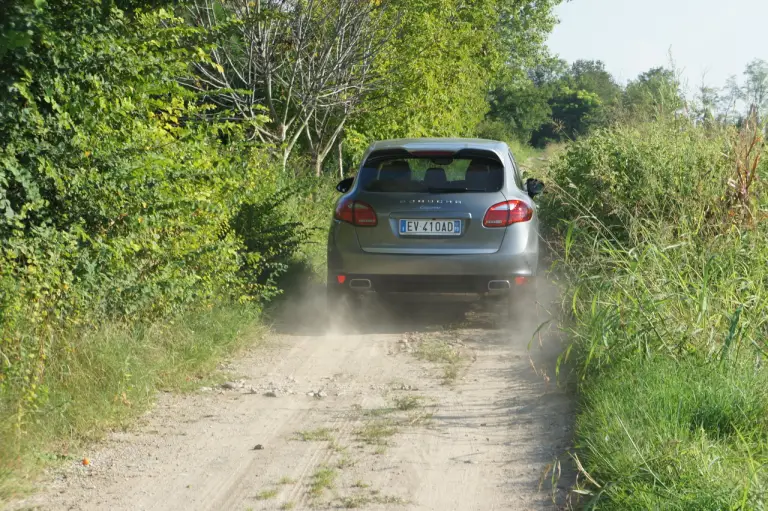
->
[326, 218, 539, 293]
[330, 274, 533, 294]
[328, 246, 537, 278]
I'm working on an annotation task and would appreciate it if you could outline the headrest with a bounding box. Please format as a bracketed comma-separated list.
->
[424, 167, 448, 187]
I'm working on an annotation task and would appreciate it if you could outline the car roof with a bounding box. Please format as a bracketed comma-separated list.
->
[368, 138, 510, 154]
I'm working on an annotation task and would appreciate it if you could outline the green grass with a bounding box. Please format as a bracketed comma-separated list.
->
[356, 420, 398, 446]
[255, 488, 279, 500]
[309, 465, 337, 496]
[294, 428, 335, 442]
[575, 356, 768, 508]
[0, 302, 261, 502]
[412, 339, 464, 383]
[547, 117, 768, 508]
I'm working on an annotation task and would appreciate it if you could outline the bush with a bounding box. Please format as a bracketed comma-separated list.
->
[547, 118, 735, 243]
[0, 6, 309, 490]
[545, 118, 768, 508]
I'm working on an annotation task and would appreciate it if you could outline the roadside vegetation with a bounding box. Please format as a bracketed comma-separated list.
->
[543, 69, 768, 506]
[3, 0, 767, 506]
[0, 0, 562, 499]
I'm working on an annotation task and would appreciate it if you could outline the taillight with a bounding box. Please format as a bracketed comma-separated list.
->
[482, 200, 532, 227]
[334, 199, 378, 227]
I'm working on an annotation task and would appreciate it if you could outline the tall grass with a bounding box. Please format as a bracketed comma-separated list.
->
[543, 117, 768, 508]
[0, 302, 262, 500]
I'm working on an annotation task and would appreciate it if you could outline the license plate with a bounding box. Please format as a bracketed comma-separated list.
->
[399, 219, 461, 236]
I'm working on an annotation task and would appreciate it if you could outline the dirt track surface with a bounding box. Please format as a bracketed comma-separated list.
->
[10, 280, 573, 511]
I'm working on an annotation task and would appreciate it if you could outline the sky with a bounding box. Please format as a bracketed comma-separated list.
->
[547, 0, 768, 93]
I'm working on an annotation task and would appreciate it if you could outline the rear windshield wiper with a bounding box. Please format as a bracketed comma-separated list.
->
[427, 187, 487, 194]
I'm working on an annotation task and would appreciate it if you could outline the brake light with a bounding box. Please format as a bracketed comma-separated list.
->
[483, 200, 532, 227]
[334, 199, 378, 227]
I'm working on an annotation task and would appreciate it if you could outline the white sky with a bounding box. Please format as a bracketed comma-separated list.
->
[547, 0, 768, 93]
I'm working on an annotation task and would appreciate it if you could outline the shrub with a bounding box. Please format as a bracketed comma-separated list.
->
[545, 118, 768, 507]
[0, 6, 307, 467]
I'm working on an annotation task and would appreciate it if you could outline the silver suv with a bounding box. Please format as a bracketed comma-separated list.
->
[326, 138, 544, 316]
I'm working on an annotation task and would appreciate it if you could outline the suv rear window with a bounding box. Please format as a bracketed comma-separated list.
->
[357, 153, 504, 193]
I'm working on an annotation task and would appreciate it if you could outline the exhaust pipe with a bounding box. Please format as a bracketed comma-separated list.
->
[349, 279, 372, 290]
[488, 280, 511, 291]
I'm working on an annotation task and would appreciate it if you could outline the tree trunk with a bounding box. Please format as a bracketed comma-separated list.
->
[338, 139, 344, 179]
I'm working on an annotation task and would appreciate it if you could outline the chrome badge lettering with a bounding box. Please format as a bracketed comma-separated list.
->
[399, 199, 462, 204]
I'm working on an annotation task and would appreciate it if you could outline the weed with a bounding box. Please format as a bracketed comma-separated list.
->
[393, 395, 424, 411]
[336, 455, 356, 469]
[0, 303, 261, 501]
[413, 339, 461, 365]
[294, 428, 334, 442]
[547, 117, 768, 508]
[412, 339, 464, 383]
[328, 439, 346, 453]
[278, 476, 296, 485]
[309, 465, 337, 496]
[356, 420, 398, 445]
[339, 495, 370, 508]
[352, 480, 370, 488]
[363, 407, 394, 418]
[280, 502, 296, 510]
[338, 492, 405, 508]
[256, 488, 278, 500]
[375, 494, 406, 505]
[442, 364, 460, 383]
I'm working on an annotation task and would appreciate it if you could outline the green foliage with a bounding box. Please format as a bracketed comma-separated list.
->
[0, 301, 260, 500]
[547, 119, 732, 241]
[0, 4, 307, 487]
[487, 58, 623, 147]
[577, 356, 768, 509]
[231, 188, 314, 300]
[546, 117, 768, 508]
[622, 67, 684, 119]
[0, 0, 562, 496]
[348, 0, 561, 159]
[486, 72, 553, 142]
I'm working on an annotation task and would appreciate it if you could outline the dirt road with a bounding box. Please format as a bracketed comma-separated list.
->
[10, 279, 573, 511]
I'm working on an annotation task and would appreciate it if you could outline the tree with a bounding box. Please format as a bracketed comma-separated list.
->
[692, 79, 719, 125]
[741, 59, 768, 122]
[623, 67, 683, 118]
[484, 58, 621, 147]
[532, 86, 602, 146]
[346, 0, 562, 162]
[485, 73, 553, 142]
[186, 0, 395, 175]
[569, 60, 621, 109]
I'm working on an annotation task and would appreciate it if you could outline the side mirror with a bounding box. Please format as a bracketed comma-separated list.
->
[525, 178, 545, 198]
[336, 177, 354, 193]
